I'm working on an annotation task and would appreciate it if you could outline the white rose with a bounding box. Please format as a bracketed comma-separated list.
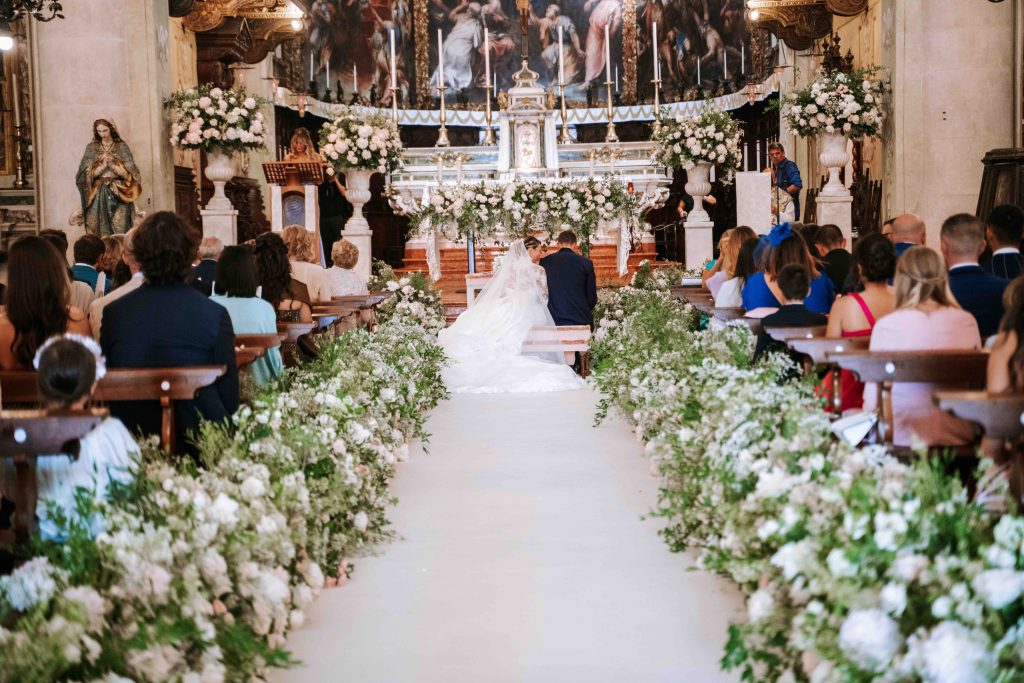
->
[913, 622, 996, 683]
[971, 569, 1024, 610]
[747, 589, 774, 622]
[880, 583, 907, 616]
[838, 609, 901, 672]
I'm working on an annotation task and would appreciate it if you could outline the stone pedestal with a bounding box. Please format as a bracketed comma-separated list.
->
[683, 220, 714, 270]
[816, 194, 853, 246]
[201, 207, 238, 246]
[343, 228, 373, 282]
[735, 171, 771, 232]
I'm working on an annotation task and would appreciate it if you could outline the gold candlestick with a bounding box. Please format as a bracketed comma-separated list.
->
[651, 77, 662, 135]
[604, 79, 618, 142]
[391, 85, 399, 124]
[436, 84, 450, 147]
[482, 81, 496, 146]
[558, 82, 572, 144]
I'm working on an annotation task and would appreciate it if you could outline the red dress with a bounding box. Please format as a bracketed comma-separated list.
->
[838, 292, 876, 411]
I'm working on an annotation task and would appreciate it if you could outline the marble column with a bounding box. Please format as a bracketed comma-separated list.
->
[32, 0, 175, 247]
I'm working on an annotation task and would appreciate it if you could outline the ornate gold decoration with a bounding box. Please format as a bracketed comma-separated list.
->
[586, 147, 625, 163]
[414, 0, 430, 107]
[622, 0, 637, 106]
[746, 0, 867, 50]
[184, 0, 298, 33]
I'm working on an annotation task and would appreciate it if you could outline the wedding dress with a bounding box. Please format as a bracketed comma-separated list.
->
[439, 240, 587, 394]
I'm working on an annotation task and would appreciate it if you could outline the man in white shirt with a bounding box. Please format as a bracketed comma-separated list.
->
[89, 227, 142, 338]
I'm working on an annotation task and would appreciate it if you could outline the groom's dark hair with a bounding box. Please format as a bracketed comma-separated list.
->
[556, 230, 578, 246]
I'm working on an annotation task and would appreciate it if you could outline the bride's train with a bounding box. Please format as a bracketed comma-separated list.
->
[439, 240, 587, 394]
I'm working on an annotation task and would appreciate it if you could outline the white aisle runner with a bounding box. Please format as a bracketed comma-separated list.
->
[271, 389, 743, 683]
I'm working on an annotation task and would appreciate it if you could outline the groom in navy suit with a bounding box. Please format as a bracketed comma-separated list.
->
[540, 230, 598, 329]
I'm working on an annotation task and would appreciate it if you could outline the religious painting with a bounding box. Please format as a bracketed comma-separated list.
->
[304, 0, 417, 107]
[421, 0, 627, 105]
[636, 0, 749, 102]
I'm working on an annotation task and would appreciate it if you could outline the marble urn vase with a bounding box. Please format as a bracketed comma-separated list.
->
[817, 132, 851, 198]
[343, 168, 374, 233]
[204, 149, 235, 210]
[683, 161, 713, 223]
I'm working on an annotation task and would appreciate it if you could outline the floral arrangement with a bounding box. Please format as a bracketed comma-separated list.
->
[399, 176, 631, 250]
[165, 84, 268, 153]
[652, 105, 743, 174]
[0, 280, 446, 682]
[318, 106, 403, 176]
[591, 279, 1024, 683]
[377, 271, 447, 335]
[782, 67, 887, 138]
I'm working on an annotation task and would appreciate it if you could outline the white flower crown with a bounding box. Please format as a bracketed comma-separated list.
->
[32, 333, 108, 380]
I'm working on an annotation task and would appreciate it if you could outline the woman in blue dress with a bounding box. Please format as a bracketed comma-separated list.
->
[742, 223, 836, 314]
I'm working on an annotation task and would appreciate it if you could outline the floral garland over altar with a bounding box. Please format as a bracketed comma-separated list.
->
[0, 280, 446, 681]
[591, 283, 1024, 683]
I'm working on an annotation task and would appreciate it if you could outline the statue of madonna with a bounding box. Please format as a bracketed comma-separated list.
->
[75, 119, 142, 236]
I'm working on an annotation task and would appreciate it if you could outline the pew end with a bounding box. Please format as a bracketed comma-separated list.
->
[521, 325, 593, 377]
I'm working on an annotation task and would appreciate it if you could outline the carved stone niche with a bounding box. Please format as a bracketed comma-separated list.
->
[747, 0, 868, 50]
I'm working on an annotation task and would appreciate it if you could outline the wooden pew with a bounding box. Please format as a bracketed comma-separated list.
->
[765, 325, 828, 343]
[827, 350, 989, 445]
[330, 294, 386, 329]
[277, 321, 317, 367]
[0, 408, 108, 543]
[234, 332, 285, 371]
[934, 391, 1024, 501]
[0, 366, 227, 453]
[785, 336, 870, 411]
[710, 307, 746, 322]
[520, 325, 593, 377]
[310, 303, 362, 337]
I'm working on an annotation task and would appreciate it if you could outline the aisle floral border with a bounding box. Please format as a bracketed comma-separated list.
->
[0, 279, 447, 682]
[591, 280, 1024, 683]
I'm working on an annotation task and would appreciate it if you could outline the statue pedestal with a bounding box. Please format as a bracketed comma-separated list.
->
[816, 194, 854, 246]
[683, 219, 714, 271]
[201, 207, 238, 246]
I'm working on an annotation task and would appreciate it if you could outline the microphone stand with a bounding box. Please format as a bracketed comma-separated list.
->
[772, 161, 781, 226]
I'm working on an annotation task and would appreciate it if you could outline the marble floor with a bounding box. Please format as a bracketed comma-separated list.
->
[270, 388, 743, 683]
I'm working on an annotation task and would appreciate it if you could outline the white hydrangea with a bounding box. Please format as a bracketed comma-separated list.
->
[838, 609, 902, 672]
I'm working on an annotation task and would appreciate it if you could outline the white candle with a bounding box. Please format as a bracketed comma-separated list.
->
[353, 64, 357, 92]
[756, 141, 761, 170]
[327, 60, 331, 89]
[310, 52, 314, 80]
[697, 58, 701, 86]
[744, 143, 749, 172]
[724, 49, 728, 79]
[652, 21, 659, 81]
[557, 24, 564, 85]
[438, 29, 445, 92]
[615, 66, 619, 93]
[484, 28, 492, 91]
[11, 65, 19, 129]
[604, 23, 611, 87]
[390, 28, 397, 89]
[741, 43, 745, 74]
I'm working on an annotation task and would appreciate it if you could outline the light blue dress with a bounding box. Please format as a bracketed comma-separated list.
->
[211, 294, 284, 387]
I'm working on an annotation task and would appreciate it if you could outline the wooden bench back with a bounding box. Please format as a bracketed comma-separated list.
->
[786, 336, 870, 365]
[235, 333, 285, 350]
[520, 325, 593, 375]
[0, 408, 108, 542]
[277, 321, 316, 344]
[0, 366, 226, 452]
[765, 325, 828, 343]
[709, 307, 746, 322]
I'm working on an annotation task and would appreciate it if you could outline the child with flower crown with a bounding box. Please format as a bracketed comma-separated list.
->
[31, 334, 139, 540]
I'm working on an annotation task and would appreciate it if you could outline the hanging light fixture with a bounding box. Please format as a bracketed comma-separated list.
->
[0, 1, 64, 22]
[0, 24, 14, 51]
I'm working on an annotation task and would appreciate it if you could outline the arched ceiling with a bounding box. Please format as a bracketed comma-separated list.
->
[745, 0, 868, 50]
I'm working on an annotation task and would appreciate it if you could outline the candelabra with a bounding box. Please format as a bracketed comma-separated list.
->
[604, 78, 618, 142]
[323, 88, 333, 104]
[391, 85, 399, 124]
[308, 79, 318, 100]
[651, 77, 662, 135]
[436, 84, 450, 147]
[558, 81, 572, 144]
[12, 126, 27, 189]
[482, 82, 496, 146]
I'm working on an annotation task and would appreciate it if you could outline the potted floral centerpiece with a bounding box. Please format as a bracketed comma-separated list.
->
[782, 67, 886, 196]
[319, 106, 404, 235]
[652, 106, 742, 223]
[166, 84, 268, 210]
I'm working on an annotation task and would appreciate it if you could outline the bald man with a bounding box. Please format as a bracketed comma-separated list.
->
[890, 213, 926, 257]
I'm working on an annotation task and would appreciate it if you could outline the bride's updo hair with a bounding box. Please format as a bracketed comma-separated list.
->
[523, 236, 541, 250]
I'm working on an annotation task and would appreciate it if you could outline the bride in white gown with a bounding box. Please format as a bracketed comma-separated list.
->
[439, 239, 587, 394]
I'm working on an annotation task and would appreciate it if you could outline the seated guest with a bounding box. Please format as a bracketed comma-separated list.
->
[742, 224, 836, 314]
[188, 236, 224, 296]
[33, 335, 139, 540]
[753, 264, 829, 363]
[880, 217, 896, 239]
[253, 232, 313, 323]
[322, 238, 369, 298]
[71, 234, 110, 295]
[890, 213, 927, 257]
[211, 246, 284, 387]
[865, 246, 981, 448]
[988, 276, 1024, 393]
[282, 225, 327, 302]
[715, 236, 759, 308]
[100, 211, 239, 456]
[0, 236, 92, 369]
[941, 212, 1008, 339]
[40, 229, 95, 312]
[825, 234, 896, 411]
[704, 226, 756, 299]
[813, 224, 852, 292]
[982, 204, 1024, 279]
[98, 235, 124, 281]
[89, 227, 141, 339]
[701, 229, 733, 292]
[0, 249, 8, 305]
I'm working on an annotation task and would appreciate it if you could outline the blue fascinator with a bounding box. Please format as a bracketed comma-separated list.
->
[766, 222, 794, 248]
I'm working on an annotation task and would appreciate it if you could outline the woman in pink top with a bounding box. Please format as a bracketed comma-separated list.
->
[865, 246, 981, 447]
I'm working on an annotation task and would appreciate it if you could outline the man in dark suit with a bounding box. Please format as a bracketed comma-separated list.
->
[753, 264, 828, 364]
[540, 230, 598, 328]
[188, 236, 224, 296]
[982, 204, 1024, 280]
[941, 213, 1008, 339]
[890, 213, 927, 258]
[812, 224, 853, 293]
[101, 212, 239, 458]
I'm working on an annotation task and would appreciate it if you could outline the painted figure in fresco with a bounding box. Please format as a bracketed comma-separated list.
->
[540, 4, 583, 85]
[430, 1, 484, 91]
[582, 0, 622, 87]
[481, 0, 518, 91]
[75, 119, 141, 237]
